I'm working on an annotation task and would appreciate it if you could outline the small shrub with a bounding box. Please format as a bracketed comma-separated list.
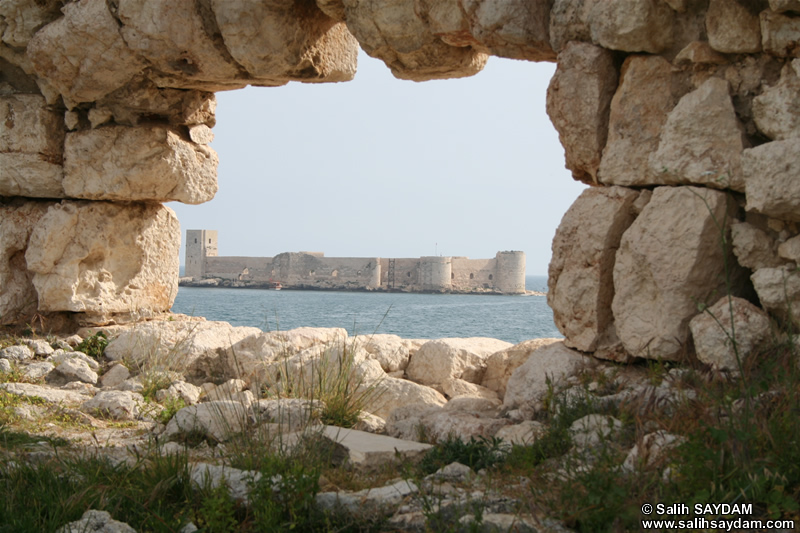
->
[75, 332, 108, 360]
[419, 435, 507, 476]
[156, 396, 186, 425]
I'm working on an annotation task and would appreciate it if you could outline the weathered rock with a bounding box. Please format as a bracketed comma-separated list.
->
[731, 221, 784, 270]
[546, 42, 617, 185]
[22, 338, 54, 356]
[753, 71, 800, 140]
[495, 421, 547, 446]
[760, 10, 800, 57]
[674, 41, 727, 66]
[46, 350, 100, 370]
[317, 479, 419, 512]
[570, 414, 622, 447]
[441, 378, 498, 401]
[0, 358, 12, 374]
[188, 125, 214, 145]
[588, 0, 674, 53]
[21, 361, 53, 381]
[56, 509, 136, 533]
[252, 398, 322, 431]
[548, 186, 640, 355]
[49, 357, 98, 385]
[156, 381, 202, 405]
[690, 296, 772, 372]
[0, 200, 51, 324]
[190, 463, 262, 503]
[598, 55, 686, 187]
[480, 338, 561, 398]
[163, 401, 249, 442]
[355, 333, 419, 372]
[0, 344, 32, 362]
[210, 0, 358, 83]
[63, 125, 218, 204]
[82, 390, 144, 420]
[1, 382, 88, 406]
[384, 403, 444, 441]
[549, 0, 593, 53]
[319, 425, 432, 468]
[0, 0, 62, 48]
[101, 364, 130, 389]
[503, 342, 587, 409]
[743, 139, 800, 222]
[778, 235, 800, 263]
[406, 337, 512, 388]
[415, 410, 509, 442]
[706, 0, 762, 53]
[648, 78, 747, 192]
[612, 187, 740, 361]
[25, 201, 180, 323]
[340, 0, 488, 81]
[751, 265, 800, 327]
[369, 376, 447, 420]
[770, 0, 800, 13]
[27, 0, 146, 107]
[95, 80, 217, 128]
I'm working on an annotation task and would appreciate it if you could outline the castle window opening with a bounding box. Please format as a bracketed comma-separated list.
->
[194, 238, 197, 243]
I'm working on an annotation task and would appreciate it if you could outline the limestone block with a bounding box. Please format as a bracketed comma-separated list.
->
[190, 463, 261, 503]
[480, 338, 561, 399]
[751, 265, 800, 327]
[0, 382, 87, 406]
[753, 73, 800, 140]
[0, 94, 65, 198]
[163, 401, 249, 442]
[689, 297, 772, 372]
[612, 187, 738, 361]
[369, 376, 447, 420]
[316, 0, 346, 21]
[706, 0, 762, 53]
[156, 381, 202, 405]
[0, 345, 32, 362]
[117, 0, 244, 91]
[548, 187, 639, 355]
[50, 357, 98, 385]
[599, 56, 683, 188]
[57, 510, 136, 533]
[63, 125, 218, 204]
[0, 0, 62, 48]
[22, 362, 54, 381]
[760, 10, 800, 57]
[210, 0, 358, 83]
[778, 235, 800, 263]
[770, 0, 800, 13]
[415, 410, 509, 442]
[100, 364, 130, 389]
[189, 125, 214, 145]
[648, 78, 747, 192]
[441, 378, 499, 401]
[253, 398, 322, 430]
[588, 0, 674, 53]
[549, 0, 593, 53]
[354, 333, 415, 372]
[0, 200, 50, 325]
[546, 42, 617, 185]
[340, 0, 488, 81]
[22, 339, 54, 356]
[731, 222, 784, 270]
[743, 139, 800, 222]
[81, 390, 144, 420]
[405, 337, 512, 388]
[495, 421, 547, 445]
[24, 201, 180, 323]
[26, 0, 146, 107]
[503, 342, 587, 409]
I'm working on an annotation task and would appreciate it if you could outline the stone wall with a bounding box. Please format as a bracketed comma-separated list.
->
[1, 0, 799, 364]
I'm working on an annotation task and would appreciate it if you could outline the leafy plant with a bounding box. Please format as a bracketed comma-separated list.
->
[75, 332, 108, 360]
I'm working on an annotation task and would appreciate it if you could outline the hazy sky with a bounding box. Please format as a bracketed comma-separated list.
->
[171, 51, 587, 275]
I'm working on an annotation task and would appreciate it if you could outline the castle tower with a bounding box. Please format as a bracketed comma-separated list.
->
[185, 230, 218, 278]
[494, 251, 526, 294]
[419, 256, 452, 292]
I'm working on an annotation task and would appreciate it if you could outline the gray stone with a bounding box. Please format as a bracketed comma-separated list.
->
[0, 345, 33, 362]
[0, 382, 87, 406]
[316, 479, 418, 512]
[100, 364, 131, 389]
[22, 339, 54, 356]
[190, 463, 262, 503]
[753, 73, 800, 141]
[319, 425, 432, 469]
[81, 390, 144, 420]
[751, 265, 800, 328]
[56, 509, 136, 533]
[163, 401, 249, 443]
[0, 359, 13, 374]
[21, 362, 54, 381]
[503, 342, 587, 410]
[570, 414, 622, 447]
[50, 358, 98, 385]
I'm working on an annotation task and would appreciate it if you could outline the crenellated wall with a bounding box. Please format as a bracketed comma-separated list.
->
[1, 0, 799, 366]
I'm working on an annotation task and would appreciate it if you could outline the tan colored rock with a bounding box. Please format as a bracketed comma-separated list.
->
[211, 0, 357, 83]
[316, 0, 346, 21]
[164, 401, 250, 442]
[415, 410, 509, 442]
[81, 390, 144, 420]
[100, 363, 130, 389]
[588, 0, 674, 53]
[374, 379, 448, 424]
[0, 200, 50, 324]
[0, 0, 62, 48]
[189, 125, 214, 145]
[340, 0, 487, 81]
[674, 41, 727, 66]
[26, 0, 146, 107]
[612, 187, 738, 361]
[354, 333, 418, 372]
[706, 0, 762, 53]
[546, 42, 617, 185]
[63, 125, 218, 204]
[770, 0, 800, 13]
[760, 10, 800, 57]
[690, 296, 772, 372]
[549, 186, 640, 354]
[441, 378, 499, 401]
[549, 0, 594, 53]
[599, 55, 685, 188]
[25, 201, 180, 323]
[753, 72, 800, 140]
[503, 342, 587, 409]
[480, 338, 560, 398]
[648, 78, 747, 192]
[0, 94, 65, 198]
[778, 235, 800, 263]
[731, 222, 784, 270]
[743, 139, 800, 222]
[751, 265, 800, 327]
[495, 421, 547, 446]
[406, 337, 512, 388]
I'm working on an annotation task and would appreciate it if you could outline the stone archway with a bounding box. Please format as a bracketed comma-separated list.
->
[2, 0, 799, 365]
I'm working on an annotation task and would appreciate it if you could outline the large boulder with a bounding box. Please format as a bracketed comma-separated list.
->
[743, 139, 800, 222]
[0, 94, 65, 198]
[405, 337, 512, 389]
[351, 334, 421, 373]
[503, 342, 587, 410]
[612, 186, 740, 361]
[24, 201, 180, 324]
[546, 42, 618, 185]
[548, 186, 640, 355]
[368, 376, 447, 420]
[481, 338, 561, 399]
[63, 126, 218, 204]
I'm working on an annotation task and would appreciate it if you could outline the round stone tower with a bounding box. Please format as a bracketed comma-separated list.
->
[419, 256, 452, 292]
[494, 251, 526, 294]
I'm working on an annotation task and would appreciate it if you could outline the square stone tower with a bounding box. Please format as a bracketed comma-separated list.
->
[185, 230, 218, 279]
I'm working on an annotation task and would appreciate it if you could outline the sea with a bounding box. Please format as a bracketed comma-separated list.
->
[170, 275, 560, 345]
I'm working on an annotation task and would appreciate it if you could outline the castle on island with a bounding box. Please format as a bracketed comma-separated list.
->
[182, 230, 527, 294]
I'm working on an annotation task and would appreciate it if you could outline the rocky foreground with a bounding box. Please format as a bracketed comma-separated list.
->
[1, 315, 756, 532]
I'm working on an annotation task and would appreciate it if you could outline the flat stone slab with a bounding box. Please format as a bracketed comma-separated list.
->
[320, 426, 433, 468]
[1, 382, 90, 406]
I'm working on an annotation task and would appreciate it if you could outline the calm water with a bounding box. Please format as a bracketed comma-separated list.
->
[171, 275, 560, 344]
